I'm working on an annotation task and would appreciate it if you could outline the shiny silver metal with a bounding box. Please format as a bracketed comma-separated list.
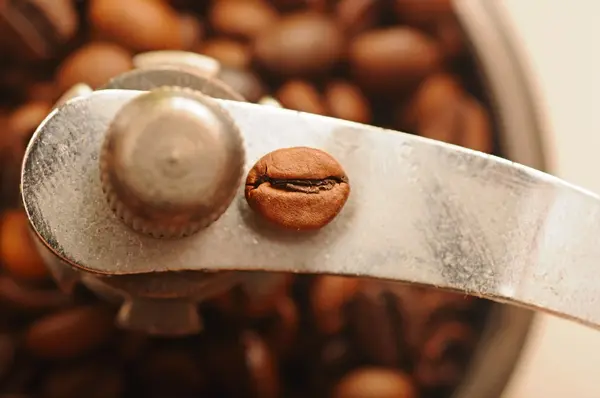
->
[22, 88, 600, 332]
[100, 87, 245, 238]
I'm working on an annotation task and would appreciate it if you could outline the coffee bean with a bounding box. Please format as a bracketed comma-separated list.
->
[401, 73, 464, 132]
[310, 276, 360, 335]
[349, 27, 442, 95]
[253, 12, 344, 78]
[333, 367, 417, 398]
[138, 347, 207, 396]
[0, 276, 71, 313]
[261, 295, 299, 356]
[201, 39, 251, 69]
[245, 147, 350, 230]
[335, 0, 382, 36]
[0, 334, 16, 380]
[0, 210, 49, 281]
[242, 331, 280, 398]
[0, 0, 78, 60]
[393, 0, 454, 26]
[209, 0, 278, 41]
[457, 96, 493, 153]
[324, 80, 371, 124]
[41, 361, 124, 398]
[26, 82, 58, 103]
[276, 80, 328, 116]
[7, 102, 51, 143]
[24, 305, 115, 359]
[348, 284, 405, 368]
[414, 322, 475, 388]
[89, 0, 193, 51]
[55, 42, 133, 92]
[431, 17, 466, 59]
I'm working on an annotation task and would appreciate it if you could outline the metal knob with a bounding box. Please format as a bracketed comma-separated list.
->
[100, 86, 245, 238]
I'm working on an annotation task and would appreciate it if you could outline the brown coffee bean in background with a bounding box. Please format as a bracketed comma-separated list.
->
[88, 0, 197, 51]
[201, 38, 252, 69]
[0, 210, 49, 281]
[209, 0, 279, 41]
[414, 322, 475, 388]
[276, 80, 328, 115]
[310, 276, 360, 335]
[349, 27, 442, 95]
[55, 42, 133, 92]
[0, 333, 16, 380]
[242, 331, 280, 398]
[334, 0, 382, 36]
[6, 101, 52, 143]
[137, 347, 207, 397]
[401, 72, 465, 132]
[253, 12, 344, 78]
[333, 367, 417, 398]
[24, 305, 115, 359]
[245, 147, 350, 230]
[324, 80, 371, 124]
[41, 361, 124, 398]
[393, 0, 454, 26]
[0, 276, 71, 313]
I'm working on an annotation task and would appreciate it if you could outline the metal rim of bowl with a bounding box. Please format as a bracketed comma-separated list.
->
[452, 0, 548, 397]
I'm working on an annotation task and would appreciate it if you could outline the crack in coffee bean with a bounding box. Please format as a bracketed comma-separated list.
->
[251, 177, 347, 194]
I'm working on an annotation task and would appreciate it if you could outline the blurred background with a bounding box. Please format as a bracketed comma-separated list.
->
[0, 0, 598, 397]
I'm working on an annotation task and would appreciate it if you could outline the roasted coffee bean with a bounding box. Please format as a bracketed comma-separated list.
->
[335, 0, 382, 35]
[310, 276, 360, 335]
[209, 0, 278, 41]
[276, 80, 328, 115]
[7, 102, 51, 143]
[253, 12, 344, 78]
[24, 305, 115, 359]
[89, 0, 196, 51]
[349, 27, 442, 95]
[243, 273, 295, 318]
[41, 361, 124, 398]
[401, 73, 464, 132]
[414, 322, 475, 388]
[55, 42, 133, 92]
[245, 147, 350, 230]
[201, 39, 251, 69]
[26, 82, 58, 103]
[0, 333, 16, 380]
[393, 0, 454, 25]
[261, 295, 299, 356]
[0, 0, 78, 60]
[138, 347, 206, 397]
[457, 96, 493, 153]
[242, 331, 280, 398]
[218, 67, 266, 102]
[0, 276, 71, 313]
[431, 17, 466, 59]
[0, 210, 49, 281]
[325, 80, 371, 124]
[348, 285, 405, 368]
[333, 367, 417, 398]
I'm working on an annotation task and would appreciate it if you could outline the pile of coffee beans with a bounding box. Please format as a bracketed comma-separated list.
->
[0, 0, 497, 397]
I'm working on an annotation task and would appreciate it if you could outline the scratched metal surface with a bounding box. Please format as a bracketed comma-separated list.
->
[21, 89, 600, 329]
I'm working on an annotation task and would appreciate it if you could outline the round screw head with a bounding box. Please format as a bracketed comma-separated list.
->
[101, 87, 244, 238]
